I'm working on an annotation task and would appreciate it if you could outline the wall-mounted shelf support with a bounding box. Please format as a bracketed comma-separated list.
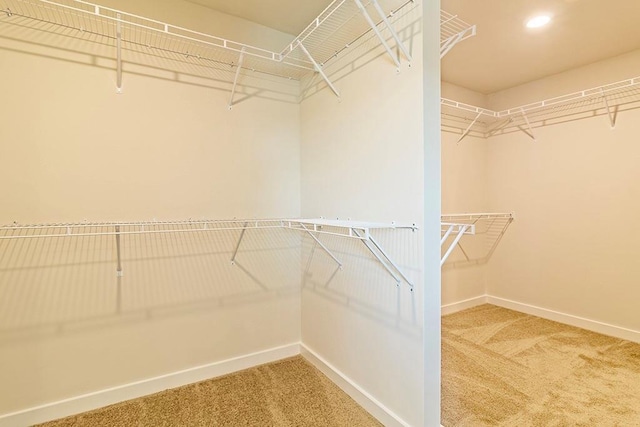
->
[370, 0, 412, 64]
[601, 88, 617, 129]
[115, 225, 123, 277]
[299, 223, 343, 268]
[440, 223, 474, 266]
[230, 221, 249, 265]
[297, 41, 340, 98]
[457, 111, 483, 144]
[441, 213, 514, 267]
[440, 10, 476, 59]
[520, 109, 536, 141]
[116, 12, 122, 94]
[229, 48, 246, 109]
[286, 219, 416, 289]
[354, 0, 400, 69]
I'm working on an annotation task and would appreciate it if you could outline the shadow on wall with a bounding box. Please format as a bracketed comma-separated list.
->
[0, 226, 301, 344]
[301, 228, 422, 340]
[0, 0, 422, 108]
[441, 216, 513, 270]
[299, 1, 422, 102]
[0, 21, 299, 106]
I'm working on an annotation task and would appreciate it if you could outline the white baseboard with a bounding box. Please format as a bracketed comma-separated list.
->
[441, 295, 488, 315]
[0, 343, 300, 427]
[300, 344, 411, 427]
[487, 296, 640, 344]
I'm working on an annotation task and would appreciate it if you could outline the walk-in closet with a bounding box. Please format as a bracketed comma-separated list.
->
[1, 0, 639, 426]
[440, 0, 640, 425]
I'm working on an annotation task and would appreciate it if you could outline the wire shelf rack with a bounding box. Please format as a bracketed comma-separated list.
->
[441, 213, 513, 266]
[0, 218, 418, 288]
[440, 9, 475, 58]
[1, 0, 474, 102]
[442, 77, 640, 141]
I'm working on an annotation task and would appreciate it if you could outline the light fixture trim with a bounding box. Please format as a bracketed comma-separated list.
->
[526, 15, 552, 29]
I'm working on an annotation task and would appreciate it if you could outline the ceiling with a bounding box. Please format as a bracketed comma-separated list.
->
[441, 0, 640, 93]
[185, 0, 640, 94]
[183, 0, 328, 36]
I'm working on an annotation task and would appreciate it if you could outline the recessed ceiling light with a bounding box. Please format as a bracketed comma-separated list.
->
[526, 15, 552, 28]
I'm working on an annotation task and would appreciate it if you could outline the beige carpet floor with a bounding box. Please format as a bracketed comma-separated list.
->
[442, 304, 640, 426]
[37, 356, 381, 427]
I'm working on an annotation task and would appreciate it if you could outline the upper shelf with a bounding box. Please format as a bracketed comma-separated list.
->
[442, 76, 640, 141]
[1, 0, 475, 102]
[440, 9, 475, 58]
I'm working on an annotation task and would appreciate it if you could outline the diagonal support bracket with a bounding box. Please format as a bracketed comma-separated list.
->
[370, 0, 412, 64]
[229, 48, 246, 110]
[116, 13, 123, 94]
[440, 25, 476, 59]
[440, 223, 474, 267]
[299, 224, 343, 268]
[352, 229, 413, 290]
[354, 0, 401, 69]
[601, 88, 617, 129]
[231, 221, 248, 265]
[297, 41, 340, 98]
[520, 108, 536, 141]
[457, 111, 483, 144]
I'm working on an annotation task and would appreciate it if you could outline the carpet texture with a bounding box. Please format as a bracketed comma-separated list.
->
[442, 304, 640, 426]
[37, 356, 381, 427]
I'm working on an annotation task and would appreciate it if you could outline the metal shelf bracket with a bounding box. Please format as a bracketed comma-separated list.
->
[297, 41, 340, 98]
[520, 108, 536, 141]
[440, 223, 474, 267]
[229, 48, 246, 110]
[116, 12, 122, 94]
[457, 111, 483, 144]
[354, 0, 401, 69]
[601, 88, 617, 129]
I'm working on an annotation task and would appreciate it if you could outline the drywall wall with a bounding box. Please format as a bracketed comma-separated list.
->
[0, 2, 302, 421]
[488, 49, 640, 111]
[441, 129, 489, 306]
[299, 1, 431, 425]
[486, 57, 640, 334]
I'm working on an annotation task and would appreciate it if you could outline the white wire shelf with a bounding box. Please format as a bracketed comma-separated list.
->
[1, 0, 471, 103]
[440, 9, 476, 58]
[441, 213, 513, 266]
[0, 217, 417, 289]
[442, 76, 640, 142]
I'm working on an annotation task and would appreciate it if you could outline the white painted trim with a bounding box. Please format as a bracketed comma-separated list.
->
[487, 296, 640, 344]
[0, 343, 301, 427]
[441, 295, 488, 315]
[300, 343, 411, 427]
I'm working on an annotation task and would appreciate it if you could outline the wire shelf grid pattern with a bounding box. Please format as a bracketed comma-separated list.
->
[442, 77, 640, 139]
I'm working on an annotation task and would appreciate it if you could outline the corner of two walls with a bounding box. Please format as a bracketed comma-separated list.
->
[299, 2, 426, 425]
[441, 49, 640, 337]
[484, 49, 640, 336]
[441, 83, 490, 309]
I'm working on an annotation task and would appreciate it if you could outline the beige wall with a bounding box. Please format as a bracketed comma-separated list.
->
[299, 2, 428, 425]
[488, 49, 640, 111]
[484, 53, 640, 332]
[486, 106, 640, 331]
[0, 1, 302, 417]
[441, 130, 489, 305]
